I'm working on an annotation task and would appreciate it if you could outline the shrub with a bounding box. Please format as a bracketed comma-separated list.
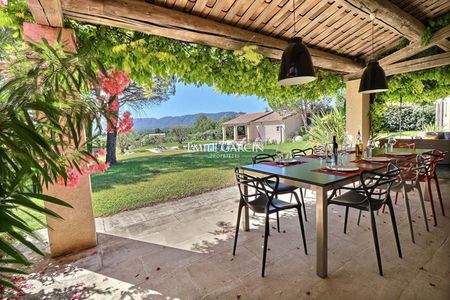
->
[378, 103, 435, 132]
[306, 108, 346, 146]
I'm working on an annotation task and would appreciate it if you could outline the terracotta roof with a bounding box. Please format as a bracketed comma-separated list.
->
[223, 111, 298, 126]
[254, 111, 298, 123]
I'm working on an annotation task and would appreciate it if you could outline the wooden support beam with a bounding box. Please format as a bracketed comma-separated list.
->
[379, 25, 450, 66]
[338, 0, 425, 42]
[59, 0, 363, 73]
[344, 25, 450, 80]
[383, 52, 450, 76]
[26, 0, 64, 27]
[437, 40, 450, 52]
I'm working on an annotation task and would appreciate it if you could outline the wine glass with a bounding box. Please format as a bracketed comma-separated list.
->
[387, 136, 396, 152]
[367, 139, 375, 158]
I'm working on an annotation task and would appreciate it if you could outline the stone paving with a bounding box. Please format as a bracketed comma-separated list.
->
[21, 168, 450, 299]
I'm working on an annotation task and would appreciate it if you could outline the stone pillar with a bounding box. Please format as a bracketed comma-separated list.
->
[24, 23, 97, 257]
[233, 126, 238, 141]
[245, 126, 250, 142]
[222, 126, 226, 141]
[345, 79, 370, 146]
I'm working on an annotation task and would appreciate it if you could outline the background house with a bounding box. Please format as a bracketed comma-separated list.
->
[222, 111, 301, 144]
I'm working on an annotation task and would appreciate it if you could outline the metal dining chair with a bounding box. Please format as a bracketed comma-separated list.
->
[291, 148, 313, 157]
[233, 168, 308, 277]
[386, 155, 430, 243]
[328, 164, 402, 276]
[419, 150, 447, 226]
[252, 154, 307, 223]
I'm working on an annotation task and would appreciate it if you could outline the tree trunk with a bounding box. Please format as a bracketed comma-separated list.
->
[106, 132, 117, 164]
[300, 99, 309, 132]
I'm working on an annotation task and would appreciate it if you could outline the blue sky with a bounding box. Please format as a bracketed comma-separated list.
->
[127, 83, 268, 118]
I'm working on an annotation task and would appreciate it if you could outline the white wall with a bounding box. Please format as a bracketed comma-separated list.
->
[263, 122, 284, 144]
[436, 96, 450, 131]
[283, 114, 302, 140]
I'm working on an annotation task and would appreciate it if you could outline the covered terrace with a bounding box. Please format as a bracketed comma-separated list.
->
[7, 0, 450, 299]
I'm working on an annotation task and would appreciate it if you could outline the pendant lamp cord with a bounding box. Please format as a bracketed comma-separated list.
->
[372, 18, 375, 59]
[293, 0, 296, 36]
[371, 13, 375, 60]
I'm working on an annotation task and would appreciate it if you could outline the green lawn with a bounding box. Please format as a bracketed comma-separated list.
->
[21, 140, 312, 229]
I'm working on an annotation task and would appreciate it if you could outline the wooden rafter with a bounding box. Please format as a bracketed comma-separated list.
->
[344, 24, 450, 80]
[58, 0, 363, 73]
[26, 0, 63, 27]
[383, 52, 450, 76]
[337, 0, 425, 42]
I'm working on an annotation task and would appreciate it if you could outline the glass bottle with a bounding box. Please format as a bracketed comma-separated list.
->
[355, 130, 363, 159]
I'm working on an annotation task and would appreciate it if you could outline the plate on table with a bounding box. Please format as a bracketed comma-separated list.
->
[385, 152, 413, 156]
[326, 166, 359, 172]
[362, 157, 392, 162]
[280, 159, 297, 163]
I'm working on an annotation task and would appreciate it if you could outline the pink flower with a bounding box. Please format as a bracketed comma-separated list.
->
[117, 111, 134, 135]
[97, 70, 129, 96]
[56, 148, 109, 188]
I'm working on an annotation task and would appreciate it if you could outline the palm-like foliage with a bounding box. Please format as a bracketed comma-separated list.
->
[0, 39, 105, 289]
[306, 108, 346, 146]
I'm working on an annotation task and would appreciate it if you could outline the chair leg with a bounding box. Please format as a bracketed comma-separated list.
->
[296, 207, 308, 255]
[369, 209, 383, 276]
[433, 176, 445, 217]
[426, 180, 437, 226]
[387, 201, 402, 259]
[233, 204, 243, 256]
[394, 192, 399, 205]
[416, 184, 429, 232]
[357, 209, 362, 225]
[402, 188, 415, 244]
[299, 189, 307, 222]
[262, 213, 270, 277]
[344, 206, 349, 234]
[276, 211, 280, 233]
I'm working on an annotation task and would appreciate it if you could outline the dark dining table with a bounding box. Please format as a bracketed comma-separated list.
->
[240, 148, 432, 278]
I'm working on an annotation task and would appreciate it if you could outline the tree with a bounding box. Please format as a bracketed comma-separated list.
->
[192, 114, 216, 133]
[117, 130, 138, 154]
[101, 79, 175, 164]
[170, 126, 190, 144]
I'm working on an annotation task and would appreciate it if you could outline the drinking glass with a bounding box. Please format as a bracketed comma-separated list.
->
[387, 137, 396, 152]
[339, 151, 349, 166]
[367, 139, 375, 158]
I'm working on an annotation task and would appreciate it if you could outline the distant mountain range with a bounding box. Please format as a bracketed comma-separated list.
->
[133, 112, 242, 131]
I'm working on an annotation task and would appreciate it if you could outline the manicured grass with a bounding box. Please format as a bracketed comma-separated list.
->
[20, 140, 312, 229]
[91, 140, 312, 216]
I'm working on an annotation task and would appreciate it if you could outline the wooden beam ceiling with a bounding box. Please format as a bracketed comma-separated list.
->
[379, 25, 450, 66]
[26, 0, 64, 27]
[344, 25, 450, 80]
[337, 0, 425, 42]
[59, 0, 363, 74]
[383, 52, 450, 76]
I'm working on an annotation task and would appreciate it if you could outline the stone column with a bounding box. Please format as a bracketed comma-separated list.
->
[24, 23, 97, 257]
[345, 79, 370, 146]
[233, 126, 238, 141]
[222, 126, 226, 141]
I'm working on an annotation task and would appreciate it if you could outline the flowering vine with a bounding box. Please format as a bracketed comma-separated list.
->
[58, 149, 109, 188]
[97, 69, 132, 135]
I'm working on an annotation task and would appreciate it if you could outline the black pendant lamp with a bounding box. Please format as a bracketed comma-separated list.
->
[359, 13, 388, 94]
[278, 0, 316, 86]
